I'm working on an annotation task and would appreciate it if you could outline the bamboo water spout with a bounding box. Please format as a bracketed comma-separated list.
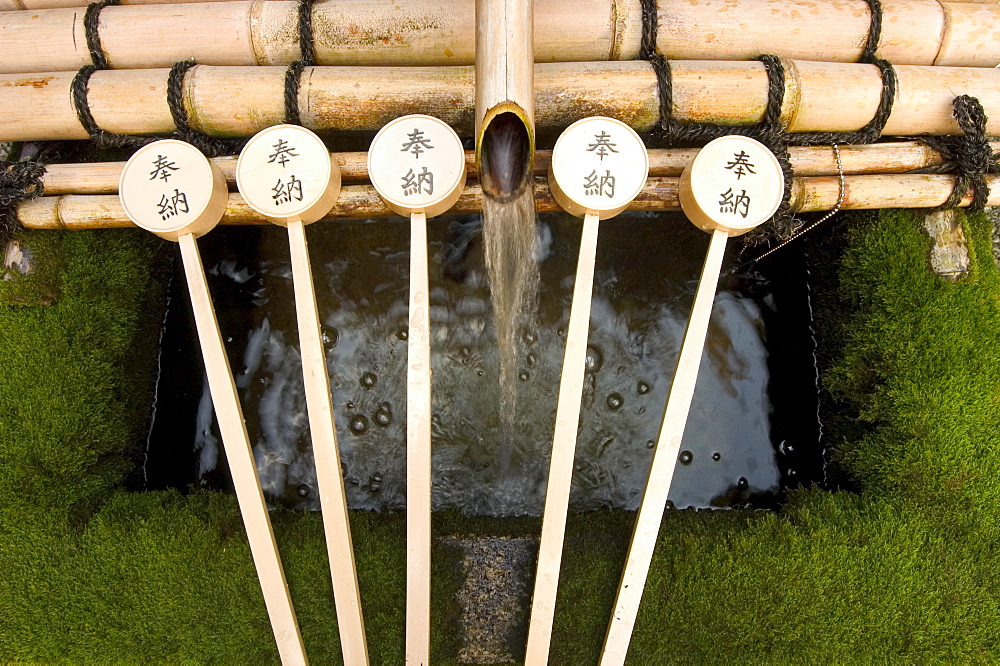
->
[475, 0, 534, 201]
[0, 0, 998, 72]
[1, 61, 999, 143]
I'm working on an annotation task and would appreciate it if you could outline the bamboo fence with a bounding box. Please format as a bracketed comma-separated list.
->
[2, 60, 998, 142]
[0, 0, 997, 72]
[3, 0, 995, 8]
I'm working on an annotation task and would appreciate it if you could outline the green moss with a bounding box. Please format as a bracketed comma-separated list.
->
[827, 211, 1000, 511]
[0, 230, 167, 515]
[0, 231, 63, 306]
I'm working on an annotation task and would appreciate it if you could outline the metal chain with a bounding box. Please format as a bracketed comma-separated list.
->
[748, 143, 846, 264]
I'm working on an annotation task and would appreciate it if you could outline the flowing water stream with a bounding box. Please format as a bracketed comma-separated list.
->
[143, 211, 822, 514]
[481, 188, 539, 432]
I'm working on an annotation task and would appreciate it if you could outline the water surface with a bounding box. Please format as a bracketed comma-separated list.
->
[144, 211, 820, 514]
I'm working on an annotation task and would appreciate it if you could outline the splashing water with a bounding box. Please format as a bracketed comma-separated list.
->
[482, 187, 539, 426]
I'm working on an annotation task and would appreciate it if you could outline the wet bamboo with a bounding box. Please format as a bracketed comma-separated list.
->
[36, 142, 1000, 195]
[1, 0, 998, 70]
[2, 61, 999, 143]
[18, 173, 1000, 229]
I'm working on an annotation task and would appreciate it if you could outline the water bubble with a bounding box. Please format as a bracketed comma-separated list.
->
[606, 393, 624, 410]
[369, 473, 382, 492]
[396, 328, 408, 341]
[374, 402, 393, 427]
[476, 369, 484, 377]
[616, 366, 626, 375]
[322, 326, 339, 348]
[296, 484, 310, 498]
[635, 406, 646, 415]
[779, 440, 795, 455]
[679, 450, 693, 465]
[637, 381, 650, 394]
[585, 345, 604, 373]
[526, 352, 538, 367]
[712, 452, 722, 462]
[519, 371, 530, 381]
[646, 439, 656, 449]
[557, 327, 565, 338]
[523, 330, 537, 345]
[737, 477, 748, 490]
[346, 401, 355, 410]
[350, 415, 369, 434]
[361, 372, 378, 389]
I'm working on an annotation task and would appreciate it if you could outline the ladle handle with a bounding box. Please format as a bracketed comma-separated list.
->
[406, 212, 432, 666]
[525, 211, 601, 665]
[600, 227, 729, 666]
[287, 220, 369, 665]
[177, 232, 308, 666]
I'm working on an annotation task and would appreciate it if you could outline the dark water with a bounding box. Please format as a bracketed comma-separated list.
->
[143, 211, 821, 514]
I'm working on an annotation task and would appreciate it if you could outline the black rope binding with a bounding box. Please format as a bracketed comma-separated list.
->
[285, 0, 317, 126]
[167, 61, 245, 157]
[75, 0, 244, 155]
[639, 0, 897, 244]
[788, 58, 897, 146]
[73, 0, 160, 150]
[646, 52, 795, 241]
[920, 96, 998, 213]
[860, 0, 883, 64]
[71, 65, 154, 150]
[83, 0, 119, 70]
[639, 0, 657, 60]
[0, 161, 45, 244]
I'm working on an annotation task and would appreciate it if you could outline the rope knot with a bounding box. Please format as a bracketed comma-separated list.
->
[0, 160, 45, 242]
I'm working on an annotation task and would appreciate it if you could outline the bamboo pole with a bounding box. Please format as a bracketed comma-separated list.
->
[2, 61, 999, 143]
[404, 211, 432, 666]
[1, 0, 998, 71]
[18, 173, 1000, 230]
[0, 0, 225, 8]
[234, 125, 369, 666]
[364, 114, 466, 666]
[34, 142, 1000, 195]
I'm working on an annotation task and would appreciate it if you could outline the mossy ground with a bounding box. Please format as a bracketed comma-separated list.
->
[2, 210, 999, 663]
